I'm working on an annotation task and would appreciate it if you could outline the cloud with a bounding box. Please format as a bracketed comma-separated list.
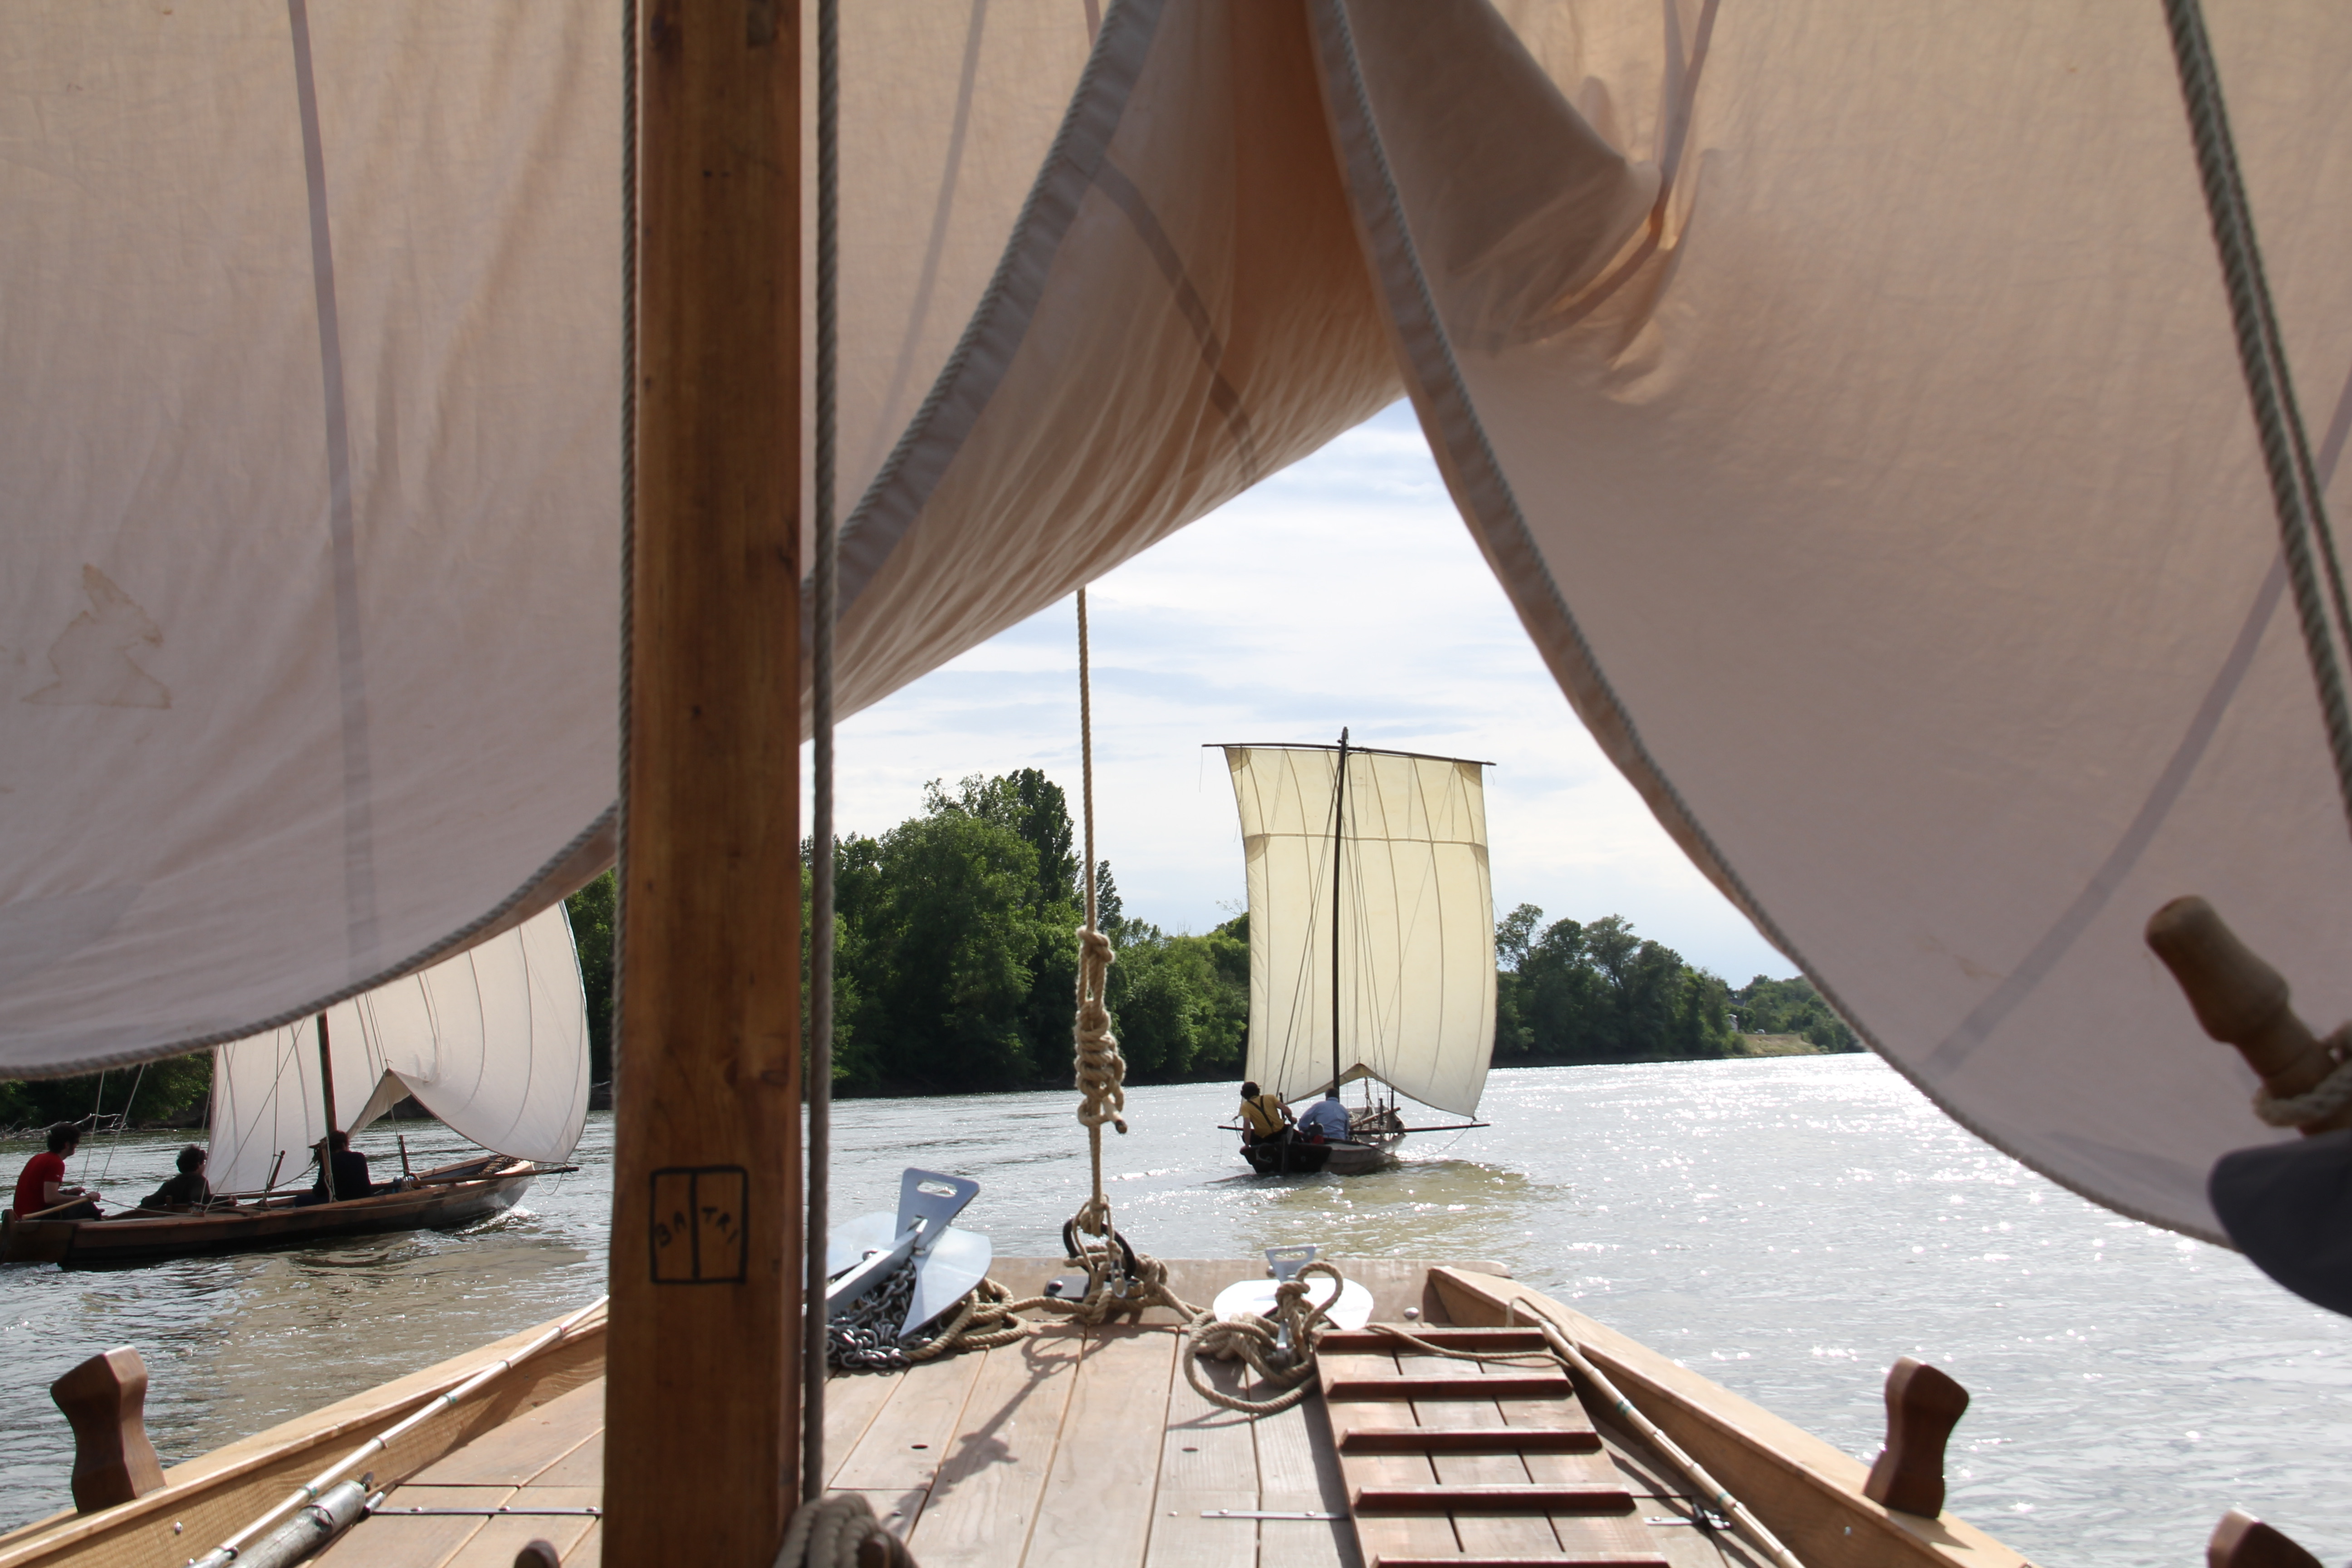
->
[810, 402, 1793, 983]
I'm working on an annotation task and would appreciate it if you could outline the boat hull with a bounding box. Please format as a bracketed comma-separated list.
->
[1240, 1137, 1395, 1176]
[0, 1160, 542, 1269]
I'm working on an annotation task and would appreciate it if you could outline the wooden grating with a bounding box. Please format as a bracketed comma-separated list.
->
[1318, 1323, 1669, 1568]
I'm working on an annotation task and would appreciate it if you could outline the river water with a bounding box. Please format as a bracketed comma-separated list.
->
[5, 1054, 2349, 1564]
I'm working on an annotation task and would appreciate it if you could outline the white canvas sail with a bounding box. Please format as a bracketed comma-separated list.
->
[1226, 745, 1496, 1117]
[206, 903, 590, 1196]
[10, 0, 2352, 1245]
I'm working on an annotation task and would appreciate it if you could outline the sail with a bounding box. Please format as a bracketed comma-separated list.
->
[10, 0, 2352, 1244]
[1227, 746, 1495, 1117]
[207, 903, 589, 1196]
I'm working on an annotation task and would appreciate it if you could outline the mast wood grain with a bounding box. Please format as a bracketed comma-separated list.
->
[49, 1348, 166, 1513]
[606, 0, 802, 1561]
[2146, 897, 2352, 1132]
[1861, 1357, 1968, 1517]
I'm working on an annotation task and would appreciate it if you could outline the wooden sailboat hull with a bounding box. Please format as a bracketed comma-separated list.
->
[0, 1258, 2034, 1568]
[1240, 1136, 1396, 1176]
[0, 1159, 544, 1269]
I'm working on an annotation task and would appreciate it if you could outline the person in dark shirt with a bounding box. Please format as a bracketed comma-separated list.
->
[293, 1130, 376, 1205]
[12, 1123, 99, 1220]
[142, 1145, 213, 1211]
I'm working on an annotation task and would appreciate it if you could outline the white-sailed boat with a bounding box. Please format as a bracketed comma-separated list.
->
[1220, 730, 1495, 1175]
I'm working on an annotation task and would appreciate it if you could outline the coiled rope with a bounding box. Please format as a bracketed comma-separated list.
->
[773, 1492, 915, 1568]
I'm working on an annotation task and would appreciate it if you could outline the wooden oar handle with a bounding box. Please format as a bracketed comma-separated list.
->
[2146, 897, 2345, 1124]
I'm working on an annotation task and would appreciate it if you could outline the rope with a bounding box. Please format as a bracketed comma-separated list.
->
[774, 1492, 916, 1568]
[2252, 1024, 2352, 1127]
[1182, 1260, 1347, 1414]
[802, 0, 842, 1506]
[2161, 0, 2352, 836]
[1505, 1300, 1810, 1568]
[96, 1060, 146, 1185]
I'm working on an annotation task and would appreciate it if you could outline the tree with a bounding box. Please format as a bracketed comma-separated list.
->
[1732, 974, 1861, 1051]
[1494, 908, 1736, 1063]
[564, 869, 617, 1091]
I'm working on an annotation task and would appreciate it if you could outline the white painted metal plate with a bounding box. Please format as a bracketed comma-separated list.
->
[1210, 1274, 1374, 1331]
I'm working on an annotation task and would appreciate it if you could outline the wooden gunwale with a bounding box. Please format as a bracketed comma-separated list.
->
[0, 1259, 2041, 1568]
[1426, 1268, 2034, 1568]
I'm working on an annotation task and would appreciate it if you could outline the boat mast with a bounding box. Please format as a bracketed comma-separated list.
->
[1332, 726, 1348, 1099]
[314, 1011, 336, 1202]
[606, 0, 804, 1561]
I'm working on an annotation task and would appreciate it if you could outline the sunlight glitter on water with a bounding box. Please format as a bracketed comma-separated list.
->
[5, 1055, 2351, 1566]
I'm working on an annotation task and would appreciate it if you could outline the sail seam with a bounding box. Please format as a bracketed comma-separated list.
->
[286, 0, 382, 977]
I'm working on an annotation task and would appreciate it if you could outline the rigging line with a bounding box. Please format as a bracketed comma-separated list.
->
[98, 1061, 146, 1185]
[80, 1071, 106, 1182]
[2161, 0, 2352, 834]
[803, 0, 841, 1510]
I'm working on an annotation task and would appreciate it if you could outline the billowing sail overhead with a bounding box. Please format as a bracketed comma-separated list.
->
[12, 0, 2352, 1247]
[0, 0, 1389, 1075]
[207, 903, 589, 1196]
[1227, 745, 1495, 1117]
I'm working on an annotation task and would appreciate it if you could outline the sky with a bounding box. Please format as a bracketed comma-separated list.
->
[806, 399, 1795, 985]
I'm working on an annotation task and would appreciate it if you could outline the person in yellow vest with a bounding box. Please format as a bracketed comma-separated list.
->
[1237, 1081, 1293, 1147]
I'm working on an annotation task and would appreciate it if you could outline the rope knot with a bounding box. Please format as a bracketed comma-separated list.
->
[1073, 924, 1127, 1135]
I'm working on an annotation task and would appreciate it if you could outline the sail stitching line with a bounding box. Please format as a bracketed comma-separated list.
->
[286, 0, 381, 976]
[1926, 357, 2352, 1077]
[1088, 157, 1264, 481]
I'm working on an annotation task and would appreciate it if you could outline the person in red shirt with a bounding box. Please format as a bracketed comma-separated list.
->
[12, 1123, 99, 1220]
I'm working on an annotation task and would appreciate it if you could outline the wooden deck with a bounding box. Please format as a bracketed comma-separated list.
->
[313, 1259, 1764, 1568]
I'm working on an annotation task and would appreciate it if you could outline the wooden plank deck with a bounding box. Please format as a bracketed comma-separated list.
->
[318, 1258, 1604, 1568]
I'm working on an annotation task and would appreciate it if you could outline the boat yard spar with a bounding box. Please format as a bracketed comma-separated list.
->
[1222, 735, 1496, 1173]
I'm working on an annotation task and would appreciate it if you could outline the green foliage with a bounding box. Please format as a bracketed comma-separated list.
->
[0, 1054, 214, 1132]
[800, 770, 1252, 1095]
[1104, 917, 1250, 1081]
[564, 869, 617, 1089]
[1493, 908, 1737, 1063]
[1732, 974, 1862, 1052]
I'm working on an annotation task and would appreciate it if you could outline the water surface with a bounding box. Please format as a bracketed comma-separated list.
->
[5, 1056, 2348, 1566]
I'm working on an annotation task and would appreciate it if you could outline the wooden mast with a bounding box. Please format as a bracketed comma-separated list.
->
[605, 0, 803, 1561]
[1332, 726, 1348, 1098]
[314, 1012, 337, 1202]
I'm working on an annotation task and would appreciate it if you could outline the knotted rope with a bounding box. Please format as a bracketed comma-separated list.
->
[1074, 926, 1127, 1138]
[774, 1492, 916, 1568]
[1183, 1260, 1348, 1414]
[2253, 1024, 2352, 1128]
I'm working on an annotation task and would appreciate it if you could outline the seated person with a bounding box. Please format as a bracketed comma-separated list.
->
[142, 1145, 213, 1211]
[12, 1123, 100, 1220]
[1297, 1092, 1352, 1144]
[293, 1130, 377, 1206]
[1236, 1080, 1293, 1146]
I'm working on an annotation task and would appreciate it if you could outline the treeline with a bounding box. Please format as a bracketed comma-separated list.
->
[4, 773, 1862, 1130]
[817, 770, 1249, 1093]
[1494, 904, 1861, 1063]
[0, 1054, 212, 1133]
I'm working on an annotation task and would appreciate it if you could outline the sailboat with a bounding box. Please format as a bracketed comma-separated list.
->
[0, 903, 588, 1268]
[1221, 730, 1495, 1175]
[3, 0, 2350, 1561]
